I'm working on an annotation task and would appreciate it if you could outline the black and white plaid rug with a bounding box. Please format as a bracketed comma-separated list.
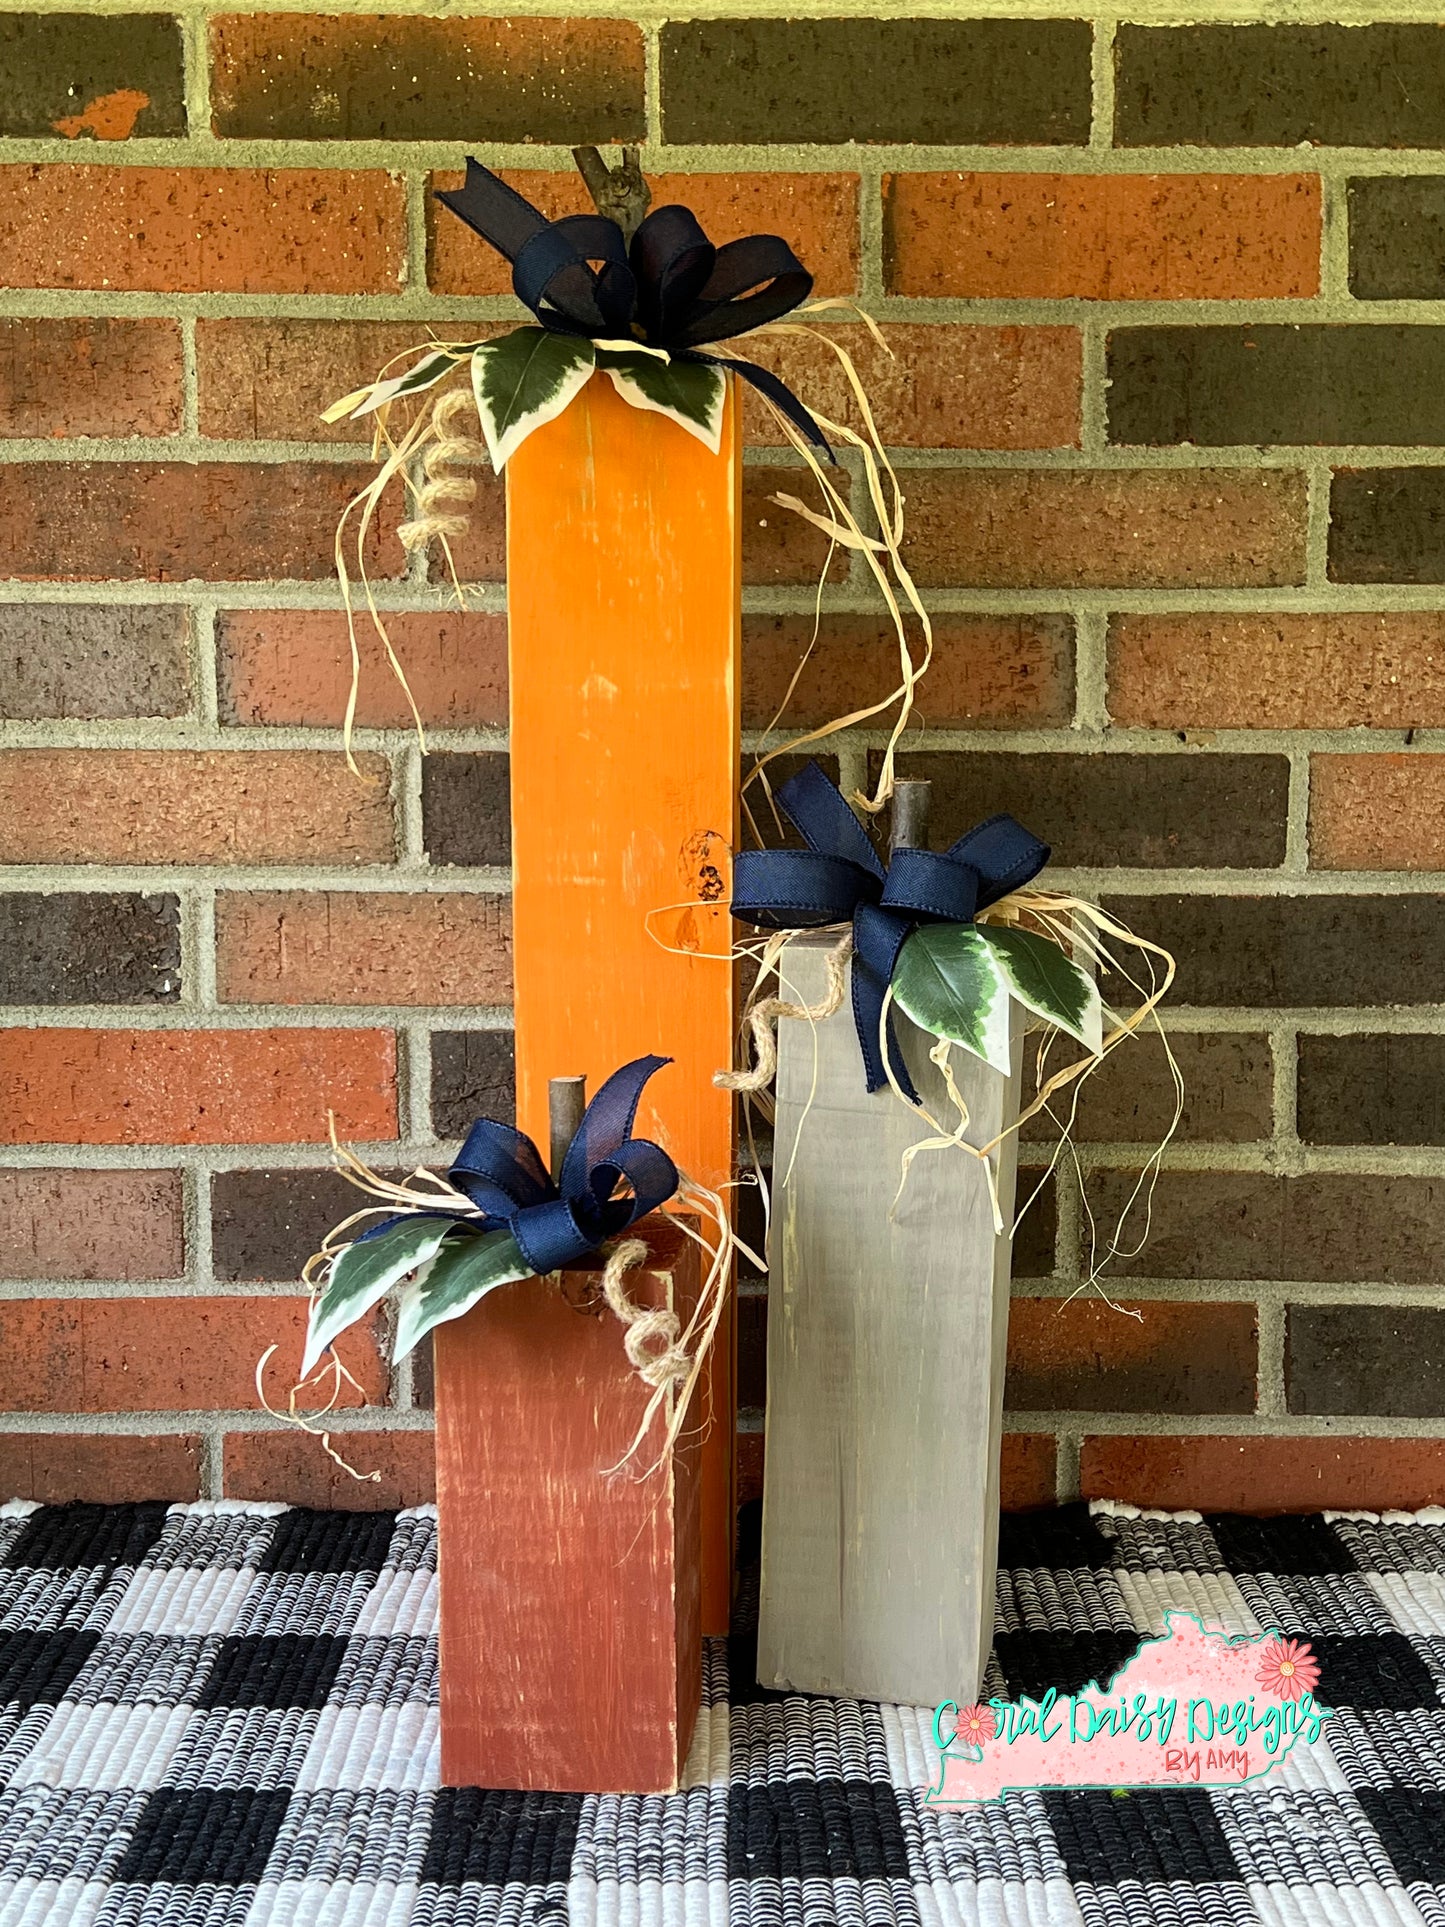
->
[2, 1495, 1444, 1925]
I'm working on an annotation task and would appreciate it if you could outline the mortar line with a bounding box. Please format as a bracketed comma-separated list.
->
[190, 603, 220, 725]
[643, 19, 663, 148]
[395, 741, 426, 867]
[857, 161, 886, 308]
[403, 169, 430, 296]
[179, 4, 210, 140]
[1003, 1411, 1445, 1439]
[1268, 1016, 1299, 1152]
[402, 1019, 433, 1146]
[182, 1163, 210, 1291]
[179, 885, 217, 1009]
[1283, 746, 1313, 876]
[1089, 15, 1117, 152]
[1305, 458, 1335, 590]
[1071, 609, 1110, 732]
[1255, 1296, 1288, 1419]
[1055, 1430, 1082, 1504]
[200, 1424, 225, 1500]
[1078, 315, 1109, 456]
[8, 863, 1445, 896]
[1319, 168, 1353, 304]
[179, 315, 200, 438]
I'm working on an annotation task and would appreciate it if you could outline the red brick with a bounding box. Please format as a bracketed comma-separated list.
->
[1310, 754, 1445, 870]
[217, 893, 513, 1006]
[1082, 1434, 1445, 1514]
[211, 15, 643, 142]
[0, 1170, 183, 1279]
[742, 613, 1072, 730]
[0, 1433, 202, 1503]
[743, 466, 849, 585]
[885, 173, 1321, 300]
[899, 469, 1307, 588]
[218, 610, 507, 728]
[0, 462, 403, 582]
[1109, 612, 1445, 729]
[1025, 1031, 1275, 1145]
[0, 750, 393, 864]
[0, 319, 182, 437]
[225, 1425, 435, 1507]
[1006, 1299, 1257, 1413]
[429, 169, 858, 298]
[196, 318, 502, 443]
[1001, 1433, 1059, 1509]
[0, 1295, 385, 1412]
[0, 1028, 396, 1145]
[0, 166, 405, 293]
[739, 324, 1081, 450]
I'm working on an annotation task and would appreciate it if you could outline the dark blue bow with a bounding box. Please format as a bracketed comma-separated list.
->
[731, 763, 1050, 1099]
[435, 159, 831, 456]
[364, 1055, 679, 1275]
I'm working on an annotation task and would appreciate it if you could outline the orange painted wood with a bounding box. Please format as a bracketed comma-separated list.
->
[436, 1221, 701, 1792]
[506, 371, 739, 1627]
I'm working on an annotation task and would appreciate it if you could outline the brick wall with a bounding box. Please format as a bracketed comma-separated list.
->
[2, 8, 1445, 1513]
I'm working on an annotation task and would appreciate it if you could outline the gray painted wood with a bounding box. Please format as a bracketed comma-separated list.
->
[757, 934, 1022, 1706]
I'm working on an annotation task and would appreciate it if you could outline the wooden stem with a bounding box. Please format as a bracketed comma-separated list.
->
[890, 779, 933, 855]
[549, 1074, 587, 1183]
[572, 144, 652, 244]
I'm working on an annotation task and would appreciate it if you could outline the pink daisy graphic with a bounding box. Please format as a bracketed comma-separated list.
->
[955, 1703, 997, 1746]
[1256, 1636, 1321, 1702]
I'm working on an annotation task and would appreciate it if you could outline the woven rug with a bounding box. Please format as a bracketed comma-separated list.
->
[2, 1498, 1444, 1926]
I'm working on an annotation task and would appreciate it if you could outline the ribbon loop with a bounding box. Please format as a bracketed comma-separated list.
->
[435, 160, 831, 453]
[358, 1056, 679, 1272]
[881, 848, 982, 925]
[729, 761, 1050, 1096]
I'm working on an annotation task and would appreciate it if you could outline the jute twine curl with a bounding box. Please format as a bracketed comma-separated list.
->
[397, 387, 483, 553]
[599, 1237, 691, 1394]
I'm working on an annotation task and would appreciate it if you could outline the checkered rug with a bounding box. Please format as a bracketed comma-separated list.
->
[2, 1496, 1445, 1926]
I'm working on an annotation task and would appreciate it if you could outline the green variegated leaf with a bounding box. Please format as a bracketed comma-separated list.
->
[391, 1228, 533, 1361]
[976, 924, 1103, 1056]
[595, 347, 726, 453]
[470, 327, 595, 469]
[344, 345, 486, 421]
[891, 923, 1014, 1075]
[302, 1216, 456, 1378]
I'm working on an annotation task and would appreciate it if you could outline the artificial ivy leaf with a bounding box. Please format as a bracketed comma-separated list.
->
[595, 347, 726, 453]
[977, 924, 1103, 1056]
[343, 345, 486, 422]
[471, 327, 596, 469]
[891, 923, 1014, 1076]
[302, 1216, 456, 1377]
[392, 1228, 533, 1360]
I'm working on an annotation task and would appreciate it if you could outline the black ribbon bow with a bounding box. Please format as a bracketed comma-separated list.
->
[435, 159, 831, 454]
[731, 763, 1050, 1099]
[365, 1055, 678, 1275]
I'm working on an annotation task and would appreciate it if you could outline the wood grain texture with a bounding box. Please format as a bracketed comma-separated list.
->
[435, 1220, 701, 1792]
[500, 371, 740, 1631]
[757, 936, 1022, 1706]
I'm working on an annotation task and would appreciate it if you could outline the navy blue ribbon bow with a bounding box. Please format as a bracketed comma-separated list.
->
[435, 159, 831, 455]
[731, 763, 1050, 1099]
[367, 1055, 679, 1275]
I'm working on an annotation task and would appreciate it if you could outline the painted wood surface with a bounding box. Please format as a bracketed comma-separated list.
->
[435, 1219, 701, 1792]
[498, 372, 739, 1630]
[757, 936, 1023, 1707]
[433, 368, 740, 1789]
